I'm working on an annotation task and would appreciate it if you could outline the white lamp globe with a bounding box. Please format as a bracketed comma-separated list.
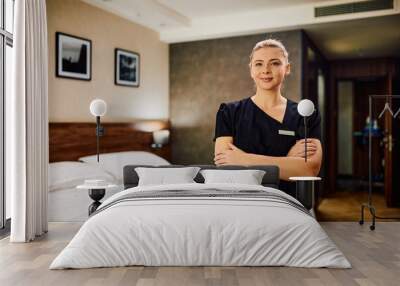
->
[297, 99, 315, 117]
[90, 99, 107, 117]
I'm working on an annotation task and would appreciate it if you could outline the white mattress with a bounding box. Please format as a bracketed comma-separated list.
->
[48, 186, 124, 222]
[50, 183, 351, 269]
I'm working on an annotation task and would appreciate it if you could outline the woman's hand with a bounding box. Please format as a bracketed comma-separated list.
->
[287, 139, 318, 158]
[214, 143, 250, 166]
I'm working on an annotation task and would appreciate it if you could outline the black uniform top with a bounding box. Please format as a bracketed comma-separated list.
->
[214, 97, 321, 197]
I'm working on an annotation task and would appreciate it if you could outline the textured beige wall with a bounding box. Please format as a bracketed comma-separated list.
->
[170, 31, 303, 164]
[47, 0, 169, 122]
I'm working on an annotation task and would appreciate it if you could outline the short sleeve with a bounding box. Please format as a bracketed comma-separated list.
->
[214, 103, 234, 141]
[308, 108, 321, 140]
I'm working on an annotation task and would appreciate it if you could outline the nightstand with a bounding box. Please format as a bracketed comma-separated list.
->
[289, 176, 321, 217]
[77, 181, 117, 215]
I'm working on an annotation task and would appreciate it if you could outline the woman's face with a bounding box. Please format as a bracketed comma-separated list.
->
[250, 47, 290, 92]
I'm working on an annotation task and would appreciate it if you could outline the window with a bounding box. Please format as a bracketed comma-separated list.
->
[1, 0, 14, 231]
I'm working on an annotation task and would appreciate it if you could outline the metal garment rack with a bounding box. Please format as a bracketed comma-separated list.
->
[359, 95, 400, 230]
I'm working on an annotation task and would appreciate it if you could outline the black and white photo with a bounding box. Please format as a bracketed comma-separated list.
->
[115, 48, 140, 87]
[56, 32, 91, 80]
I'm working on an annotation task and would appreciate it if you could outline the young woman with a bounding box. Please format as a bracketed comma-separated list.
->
[214, 39, 322, 196]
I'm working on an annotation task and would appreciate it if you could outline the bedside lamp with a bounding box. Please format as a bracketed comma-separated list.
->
[89, 99, 107, 162]
[152, 129, 170, 148]
[297, 99, 315, 162]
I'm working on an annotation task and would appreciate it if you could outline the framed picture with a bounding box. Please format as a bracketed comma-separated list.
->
[115, 48, 140, 87]
[56, 32, 91, 81]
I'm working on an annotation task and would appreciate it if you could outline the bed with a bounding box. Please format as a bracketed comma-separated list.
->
[48, 122, 171, 222]
[50, 165, 350, 269]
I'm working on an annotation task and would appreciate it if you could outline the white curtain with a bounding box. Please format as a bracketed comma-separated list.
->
[10, 0, 49, 242]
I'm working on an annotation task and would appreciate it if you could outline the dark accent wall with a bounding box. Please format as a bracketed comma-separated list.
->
[170, 30, 303, 164]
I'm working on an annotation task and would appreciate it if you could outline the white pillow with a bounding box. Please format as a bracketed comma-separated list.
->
[135, 167, 200, 186]
[200, 169, 266, 185]
[48, 161, 116, 191]
[79, 151, 170, 183]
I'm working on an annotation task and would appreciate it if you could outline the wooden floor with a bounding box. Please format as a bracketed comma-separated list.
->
[1, 222, 400, 286]
[317, 191, 400, 221]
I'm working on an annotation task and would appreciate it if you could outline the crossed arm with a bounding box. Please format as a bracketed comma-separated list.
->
[214, 137, 322, 180]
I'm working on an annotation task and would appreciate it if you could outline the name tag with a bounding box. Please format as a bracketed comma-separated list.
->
[278, 129, 295, 136]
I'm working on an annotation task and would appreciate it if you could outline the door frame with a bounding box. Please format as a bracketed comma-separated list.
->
[327, 58, 397, 200]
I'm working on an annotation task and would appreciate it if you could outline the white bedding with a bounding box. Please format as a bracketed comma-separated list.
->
[50, 183, 351, 269]
[48, 161, 116, 191]
[48, 185, 123, 222]
[48, 151, 170, 221]
[79, 151, 170, 183]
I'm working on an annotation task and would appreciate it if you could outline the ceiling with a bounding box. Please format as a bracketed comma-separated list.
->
[155, 0, 332, 18]
[304, 14, 400, 59]
[84, 0, 400, 60]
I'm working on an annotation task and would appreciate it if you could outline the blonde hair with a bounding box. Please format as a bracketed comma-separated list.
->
[249, 38, 289, 66]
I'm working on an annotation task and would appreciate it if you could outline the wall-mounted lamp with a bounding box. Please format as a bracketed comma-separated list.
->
[152, 129, 170, 148]
[297, 99, 315, 162]
[89, 99, 107, 162]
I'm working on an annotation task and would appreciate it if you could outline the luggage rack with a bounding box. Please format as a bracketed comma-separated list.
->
[359, 95, 400, 230]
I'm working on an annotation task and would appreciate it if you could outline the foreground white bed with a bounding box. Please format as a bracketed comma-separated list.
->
[50, 183, 350, 269]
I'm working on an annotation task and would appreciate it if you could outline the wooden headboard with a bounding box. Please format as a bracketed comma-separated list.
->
[49, 122, 171, 162]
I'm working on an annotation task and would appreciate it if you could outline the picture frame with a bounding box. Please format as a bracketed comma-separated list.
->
[115, 48, 140, 87]
[56, 32, 91, 81]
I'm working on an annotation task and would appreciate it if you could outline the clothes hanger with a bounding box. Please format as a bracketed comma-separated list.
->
[378, 97, 393, 119]
[394, 107, 400, 119]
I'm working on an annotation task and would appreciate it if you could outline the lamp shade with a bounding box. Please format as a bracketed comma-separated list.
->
[90, 99, 107, 117]
[153, 130, 170, 145]
[297, 99, 315, 117]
